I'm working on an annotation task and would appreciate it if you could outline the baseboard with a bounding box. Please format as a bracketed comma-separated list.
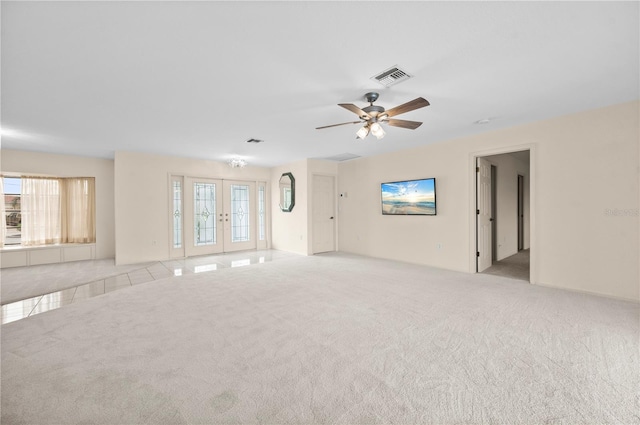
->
[533, 281, 639, 304]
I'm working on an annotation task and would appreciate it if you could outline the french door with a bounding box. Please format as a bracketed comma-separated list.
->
[171, 177, 263, 257]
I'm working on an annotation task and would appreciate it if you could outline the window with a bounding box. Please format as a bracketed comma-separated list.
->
[172, 179, 183, 249]
[3, 177, 22, 246]
[230, 184, 250, 243]
[1, 175, 95, 247]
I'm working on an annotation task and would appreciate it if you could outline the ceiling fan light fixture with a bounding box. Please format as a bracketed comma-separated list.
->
[318, 92, 429, 138]
[370, 122, 385, 139]
[356, 125, 370, 139]
[228, 158, 247, 168]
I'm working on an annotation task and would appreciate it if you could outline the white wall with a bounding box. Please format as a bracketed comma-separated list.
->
[338, 101, 639, 302]
[114, 151, 271, 264]
[270, 159, 338, 255]
[271, 159, 309, 255]
[0, 149, 115, 259]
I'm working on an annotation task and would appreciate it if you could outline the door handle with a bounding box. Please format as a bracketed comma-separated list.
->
[330, 217, 334, 219]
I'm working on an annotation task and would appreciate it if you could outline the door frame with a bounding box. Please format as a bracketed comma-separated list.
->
[469, 144, 536, 283]
[491, 165, 498, 261]
[517, 174, 525, 251]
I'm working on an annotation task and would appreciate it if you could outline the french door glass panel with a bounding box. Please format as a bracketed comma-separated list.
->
[170, 176, 185, 258]
[184, 178, 223, 256]
[194, 182, 217, 246]
[230, 184, 250, 243]
[172, 179, 183, 249]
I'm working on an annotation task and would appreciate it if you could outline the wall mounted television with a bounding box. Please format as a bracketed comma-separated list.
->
[381, 178, 436, 215]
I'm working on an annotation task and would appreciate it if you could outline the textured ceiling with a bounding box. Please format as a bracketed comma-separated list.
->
[1, 1, 638, 167]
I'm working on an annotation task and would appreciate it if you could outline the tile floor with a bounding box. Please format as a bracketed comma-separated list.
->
[1, 250, 298, 325]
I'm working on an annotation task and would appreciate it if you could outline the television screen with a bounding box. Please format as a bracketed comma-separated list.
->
[381, 178, 436, 215]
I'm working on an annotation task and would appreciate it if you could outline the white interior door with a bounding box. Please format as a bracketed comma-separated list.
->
[312, 175, 336, 254]
[477, 157, 492, 272]
[184, 178, 224, 256]
[222, 180, 257, 252]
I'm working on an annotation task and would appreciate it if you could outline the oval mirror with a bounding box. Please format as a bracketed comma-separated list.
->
[279, 172, 295, 212]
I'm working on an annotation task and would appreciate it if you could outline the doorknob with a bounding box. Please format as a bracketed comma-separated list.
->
[330, 217, 334, 219]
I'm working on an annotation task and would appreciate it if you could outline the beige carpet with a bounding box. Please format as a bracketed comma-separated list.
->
[1, 252, 638, 424]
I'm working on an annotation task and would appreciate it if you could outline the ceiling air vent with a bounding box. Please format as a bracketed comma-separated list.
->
[371, 66, 412, 87]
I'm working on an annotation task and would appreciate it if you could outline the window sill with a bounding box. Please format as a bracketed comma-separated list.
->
[0, 242, 95, 252]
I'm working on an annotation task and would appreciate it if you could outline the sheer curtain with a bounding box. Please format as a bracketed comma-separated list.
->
[21, 178, 61, 246]
[61, 178, 96, 243]
[0, 178, 6, 247]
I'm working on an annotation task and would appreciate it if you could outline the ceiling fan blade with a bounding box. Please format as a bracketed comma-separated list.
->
[316, 121, 362, 130]
[384, 97, 430, 118]
[385, 119, 423, 130]
[338, 103, 371, 119]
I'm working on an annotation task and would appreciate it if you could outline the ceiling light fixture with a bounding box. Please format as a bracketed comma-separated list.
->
[228, 158, 247, 168]
[356, 121, 386, 140]
[356, 125, 370, 139]
[370, 122, 386, 139]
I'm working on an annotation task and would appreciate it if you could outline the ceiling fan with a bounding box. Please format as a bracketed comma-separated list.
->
[316, 92, 430, 139]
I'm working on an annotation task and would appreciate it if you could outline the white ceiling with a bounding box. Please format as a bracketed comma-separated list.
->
[1, 1, 638, 168]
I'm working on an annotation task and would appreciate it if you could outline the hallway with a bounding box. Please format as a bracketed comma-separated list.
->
[482, 249, 530, 281]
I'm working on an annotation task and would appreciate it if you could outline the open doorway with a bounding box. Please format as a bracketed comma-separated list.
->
[476, 150, 530, 281]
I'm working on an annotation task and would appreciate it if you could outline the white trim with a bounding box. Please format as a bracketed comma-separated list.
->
[534, 281, 640, 304]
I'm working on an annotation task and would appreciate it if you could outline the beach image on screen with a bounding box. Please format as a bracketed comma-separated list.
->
[381, 179, 436, 215]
